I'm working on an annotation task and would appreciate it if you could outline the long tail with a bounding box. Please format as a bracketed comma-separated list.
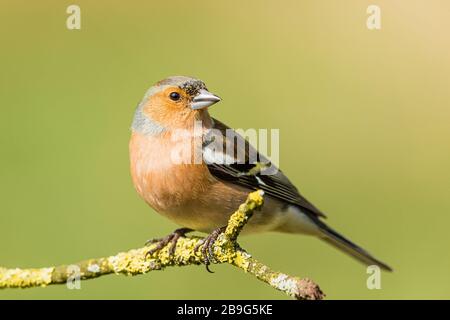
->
[318, 224, 393, 271]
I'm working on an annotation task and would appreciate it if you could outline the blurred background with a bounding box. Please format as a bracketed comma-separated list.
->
[1, 0, 449, 299]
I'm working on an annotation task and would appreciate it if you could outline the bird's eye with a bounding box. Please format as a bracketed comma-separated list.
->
[169, 92, 181, 101]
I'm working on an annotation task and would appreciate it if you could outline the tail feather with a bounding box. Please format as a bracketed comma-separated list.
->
[318, 225, 393, 271]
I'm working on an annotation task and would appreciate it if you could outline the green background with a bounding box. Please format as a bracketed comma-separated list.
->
[1, 0, 449, 299]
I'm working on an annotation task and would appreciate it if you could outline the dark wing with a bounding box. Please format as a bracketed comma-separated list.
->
[204, 118, 326, 219]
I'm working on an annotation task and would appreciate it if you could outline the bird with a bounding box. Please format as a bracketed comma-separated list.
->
[129, 75, 392, 271]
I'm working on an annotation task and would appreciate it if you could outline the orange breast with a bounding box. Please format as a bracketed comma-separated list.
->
[129, 131, 277, 233]
[129, 131, 214, 212]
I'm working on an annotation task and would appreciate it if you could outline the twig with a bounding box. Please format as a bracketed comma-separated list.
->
[0, 191, 324, 300]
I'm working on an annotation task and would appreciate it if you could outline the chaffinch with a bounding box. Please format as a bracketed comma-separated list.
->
[129, 76, 392, 271]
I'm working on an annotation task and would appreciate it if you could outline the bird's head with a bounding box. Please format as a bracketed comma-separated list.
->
[132, 76, 221, 135]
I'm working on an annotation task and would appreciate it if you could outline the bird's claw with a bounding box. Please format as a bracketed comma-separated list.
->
[145, 228, 192, 258]
[194, 226, 226, 273]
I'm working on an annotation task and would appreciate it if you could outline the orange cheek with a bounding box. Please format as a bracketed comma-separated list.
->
[144, 94, 172, 122]
[143, 93, 195, 129]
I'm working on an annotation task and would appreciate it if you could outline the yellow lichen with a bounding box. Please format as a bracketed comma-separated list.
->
[107, 248, 151, 275]
[233, 251, 252, 271]
[0, 267, 54, 288]
[172, 237, 203, 264]
[247, 190, 265, 206]
[225, 190, 264, 239]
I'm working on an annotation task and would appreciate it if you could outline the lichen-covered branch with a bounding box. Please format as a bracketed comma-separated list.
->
[0, 191, 324, 300]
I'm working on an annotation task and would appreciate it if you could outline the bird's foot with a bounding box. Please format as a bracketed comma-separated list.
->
[194, 226, 227, 273]
[145, 228, 193, 258]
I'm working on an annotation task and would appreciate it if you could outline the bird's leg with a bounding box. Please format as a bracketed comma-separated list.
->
[145, 228, 193, 258]
[194, 226, 226, 273]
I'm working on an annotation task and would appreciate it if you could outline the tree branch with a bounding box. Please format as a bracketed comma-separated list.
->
[0, 191, 324, 300]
